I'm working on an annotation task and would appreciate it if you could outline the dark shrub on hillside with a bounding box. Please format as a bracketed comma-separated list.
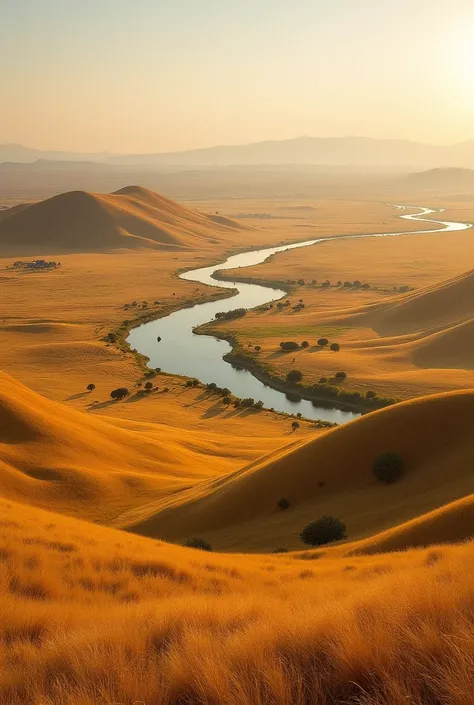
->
[300, 340, 309, 348]
[144, 381, 154, 390]
[273, 547, 289, 553]
[330, 343, 340, 352]
[87, 383, 95, 392]
[335, 371, 347, 380]
[317, 338, 329, 347]
[191, 379, 199, 387]
[277, 497, 291, 511]
[366, 390, 377, 399]
[184, 538, 212, 552]
[280, 341, 299, 352]
[110, 387, 129, 401]
[373, 452, 404, 484]
[291, 421, 300, 431]
[185, 380, 193, 387]
[221, 388, 231, 396]
[254, 400, 264, 410]
[207, 382, 217, 391]
[300, 516, 347, 546]
[222, 396, 231, 406]
[287, 369, 303, 383]
[254, 345, 262, 352]
[319, 377, 328, 384]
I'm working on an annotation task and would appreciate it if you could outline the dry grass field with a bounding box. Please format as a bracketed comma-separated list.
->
[1, 189, 474, 702]
[0, 495, 473, 705]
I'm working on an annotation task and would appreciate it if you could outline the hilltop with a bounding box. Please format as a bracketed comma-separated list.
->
[0, 185, 244, 254]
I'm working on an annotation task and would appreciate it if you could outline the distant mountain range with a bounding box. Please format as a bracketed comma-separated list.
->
[2, 136, 474, 168]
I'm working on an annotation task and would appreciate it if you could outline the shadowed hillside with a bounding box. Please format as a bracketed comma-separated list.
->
[121, 389, 474, 550]
[0, 185, 245, 254]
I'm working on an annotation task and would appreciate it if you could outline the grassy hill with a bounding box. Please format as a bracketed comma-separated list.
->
[123, 389, 474, 550]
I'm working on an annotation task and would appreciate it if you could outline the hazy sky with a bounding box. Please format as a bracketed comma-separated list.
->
[1, 0, 473, 153]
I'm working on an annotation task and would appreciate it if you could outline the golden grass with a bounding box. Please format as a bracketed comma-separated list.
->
[0, 497, 473, 704]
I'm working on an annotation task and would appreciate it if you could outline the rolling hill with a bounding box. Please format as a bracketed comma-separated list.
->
[0, 185, 244, 254]
[0, 371, 262, 523]
[117, 389, 474, 550]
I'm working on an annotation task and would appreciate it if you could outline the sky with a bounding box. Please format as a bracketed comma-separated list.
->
[1, 0, 474, 153]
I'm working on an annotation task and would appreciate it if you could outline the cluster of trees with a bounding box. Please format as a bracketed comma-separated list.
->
[185, 379, 200, 387]
[215, 308, 247, 320]
[232, 397, 264, 410]
[279, 339, 340, 353]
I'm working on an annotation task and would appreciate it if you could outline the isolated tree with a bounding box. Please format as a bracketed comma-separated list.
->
[110, 387, 129, 401]
[300, 341, 310, 348]
[291, 421, 300, 431]
[300, 516, 347, 546]
[277, 498, 291, 511]
[330, 343, 340, 352]
[86, 383, 95, 392]
[184, 538, 212, 552]
[372, 452, 404, 484]
[287, 370, 303, 383]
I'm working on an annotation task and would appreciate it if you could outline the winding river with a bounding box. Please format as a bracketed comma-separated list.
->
[127, 206, 471, 424]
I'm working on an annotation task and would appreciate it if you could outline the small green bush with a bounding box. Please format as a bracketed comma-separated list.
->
[287, 370, 303, 383]
[300, 516, 347, 546]
[373, 452, 404, 484]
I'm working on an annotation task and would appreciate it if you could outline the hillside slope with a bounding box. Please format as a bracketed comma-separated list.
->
[0, 494, 473, 704]
[0, 372, 268, 523]
[124, 389, 474, 550]
[0, 185, 245, 254]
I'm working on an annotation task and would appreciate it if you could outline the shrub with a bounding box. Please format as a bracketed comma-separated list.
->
[287, 369, 303, 383]
[254, 400, 264, 410]
[300, 516, 347, 546]
[221, 388, 231, 397]
[366, 390, 377, 399]
[86, 383, 95, 392]
[291, 421, 300, 431]
[330, 343, 340, 352]
[335, 371, 347, 380]
[277, 497, 290, 511]
[321, 280, 331, 288]
[191, 379, 199, 387]
[222, 396, 231, 406]
[185, 380, 194, 387]
[241, 397, 255, 408]
[184, 538, 212, 552]
[233, 400, 241, 408]
[297, 279, 305, 286]
[207, 382, 217, 391]
[144, 381, 153, 390]
[319, 377, 328, 384]
[300, 340, 309, 348]
[280, 341, 299, 352]
[254, 345, 262, 352]
[110, 387, 129, 401]
[317, 338, 329, 347]
[373, 452, 404, 484]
